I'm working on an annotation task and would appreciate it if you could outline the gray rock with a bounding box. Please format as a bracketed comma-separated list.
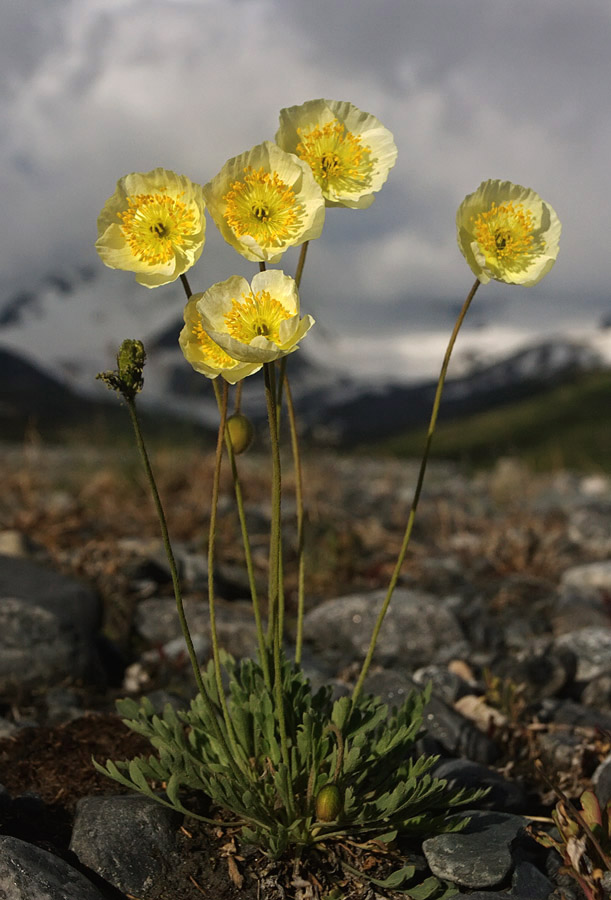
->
[540, 697, 611, 730]
[70, 794, 181, 896]
[432, 759, 528, 813]
[561, 560, 611, 592]
[593, 752, 611, 808]
[555, 627, 611, 682]
[412, 664, 474, 704]
[303, 588, 463, 671]
[0, 835, 107, 899]
[422, 810, 526, 889]
[364, 669, 498, 764]
[511, 859, 555, 898]
[582, 672, 611, 710]
[0, 555, 101, 696]
[491, 642, 576, 701]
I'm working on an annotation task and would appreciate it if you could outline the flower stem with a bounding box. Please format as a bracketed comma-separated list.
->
[264, 362, 293, 799]
[207, 380, 249, 772]
[212, 380, 271, 690]
[284, 373, 307, 665]
[180, 273, 193, 298]
[351, 278, 481, 702]
[295, 241, 309, 289]
[123, 395, 242, 777]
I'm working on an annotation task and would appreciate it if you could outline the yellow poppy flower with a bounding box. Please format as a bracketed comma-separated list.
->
[96, 168, 206, 288]
[195, 270, 314, 363]
[179, 293, 262, 384]
[456, 180, 561, 286]
[203, 141, 325, 263]
[276, 99, 398, 209]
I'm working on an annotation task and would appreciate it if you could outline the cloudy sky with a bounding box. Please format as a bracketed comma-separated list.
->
[2, 0, 611, 385]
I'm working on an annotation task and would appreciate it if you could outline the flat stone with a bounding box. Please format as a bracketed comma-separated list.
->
[0, 835, 107, 899]
[422, 810, 526, 889]
[70, 794, 181, 896]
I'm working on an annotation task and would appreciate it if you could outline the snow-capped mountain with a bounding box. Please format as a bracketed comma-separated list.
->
[1, 265, 610, 444]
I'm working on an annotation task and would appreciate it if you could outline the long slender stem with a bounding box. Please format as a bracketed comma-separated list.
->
[207, 380, 248, 771]
[212, 380, 271, 689]
[284, 373, 307, 665]
[264, 363, 293, 797]
[124, 395, 241, 776]
[351, 278, 481, 702]
[265, 363, 282, 644]
[180, 273, 193, 298]
[294, 241, 309, 289]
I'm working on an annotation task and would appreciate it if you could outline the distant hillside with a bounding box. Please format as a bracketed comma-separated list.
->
[375, 368, 611, 471]
[0, 345, 209, 445]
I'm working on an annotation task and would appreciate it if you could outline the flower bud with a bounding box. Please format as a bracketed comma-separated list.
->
[117, 339, 146, 397]
[315, 784, 342, 822]
[226, 413, 254, 454]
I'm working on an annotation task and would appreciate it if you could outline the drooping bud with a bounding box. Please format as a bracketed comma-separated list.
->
[315, 783, 343, 822]
[226, 413, 254, 454]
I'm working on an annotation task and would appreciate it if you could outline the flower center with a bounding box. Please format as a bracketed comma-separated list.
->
[223, 167, 303, 248]
[472, 201, 539, 269]
[118, 191, 197, 265]
[224, 290, 292, 344]
[193, 323, 236, 367]
[296, 120, 373, 192]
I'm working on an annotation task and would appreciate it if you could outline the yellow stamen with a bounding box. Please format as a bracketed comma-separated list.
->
[223, 167, 303, 248]
[193, 323, 236, 368]
[472, 201, 540, 269]
[224, 290, 292, 344]
[118, 190, 197, 265]
[296, 120, 373, 192]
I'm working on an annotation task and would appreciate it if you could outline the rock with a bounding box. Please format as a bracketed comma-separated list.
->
[540, 697, 611, 731]
[364, 669, 499, 764]
[303, 588, 464, 671]
[70, 795, 181, 896]
[0, 835, 107, 899]
[510, 859, 556, 899]
[561, 561, 611, 592]
[422, 810, 526, 889]
[0, 555, 102, 697]
[554, 627, 611, 682]
[593, 752, 611, 808]
[412, 664, 473, 704]
[490, 641, 576, 701]
[432, 759, 528, 813]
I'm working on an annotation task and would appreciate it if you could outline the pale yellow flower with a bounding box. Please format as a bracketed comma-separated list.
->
[276, 99, 398, 209]
[203, 141, 325, 263]
[456, 180, 561, 286]
[195, 270, 314, 364]
[179, 293, 262, 384]
[96, 168, 206, 288]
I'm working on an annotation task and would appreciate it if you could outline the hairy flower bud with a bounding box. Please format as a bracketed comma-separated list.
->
[315, 784, 343, 822]
[226, 413, 254, 454]
[97, 339, 146, 400]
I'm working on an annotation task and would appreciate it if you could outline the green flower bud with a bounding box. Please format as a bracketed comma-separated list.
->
[315, 783, 342, 822]
[226, 413, 254, 454]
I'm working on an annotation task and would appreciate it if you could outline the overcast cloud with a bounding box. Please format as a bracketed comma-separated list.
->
[1, 0, 610, 383]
